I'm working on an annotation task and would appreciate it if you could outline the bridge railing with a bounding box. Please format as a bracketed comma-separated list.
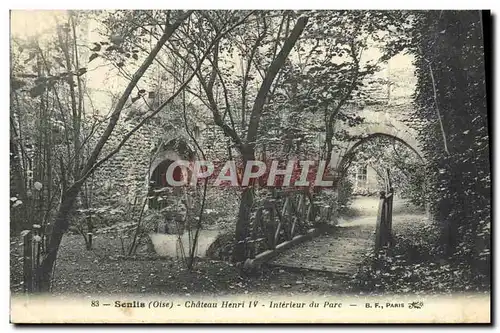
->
[245, 189, 317, 259]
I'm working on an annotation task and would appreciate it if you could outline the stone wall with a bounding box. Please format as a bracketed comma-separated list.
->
[87, 103, 196, 213]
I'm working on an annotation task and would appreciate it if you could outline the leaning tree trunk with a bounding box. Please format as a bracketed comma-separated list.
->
[233, 186, 254, 262]
[37, 185, 80, 292]
[33, 13, 193, 292]
[231, 15, 309, 262]
[232, 149, 255, 262]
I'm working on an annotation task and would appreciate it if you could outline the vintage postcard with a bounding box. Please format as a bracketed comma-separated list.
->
[9, 9, 491, 323]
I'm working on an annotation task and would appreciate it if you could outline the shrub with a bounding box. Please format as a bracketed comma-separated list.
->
[351, 222, 490, 294]
[206, 232, 234, 261]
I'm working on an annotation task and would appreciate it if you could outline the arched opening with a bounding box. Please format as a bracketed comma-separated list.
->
[146, 138, 196, 235]
[339, 132, 425, 172]
[337, 134, 427, 212]
[148, 159, 186, 210]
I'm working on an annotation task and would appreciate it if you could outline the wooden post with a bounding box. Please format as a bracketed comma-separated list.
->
[282, 197, 289, 232]
[35, 241, 40, 292]
[272, 205, 282, 249]
[287, 196, 300, 240]
[291, 194, 304, 238]
[375, 191, 386, 251]
[23, 231, 33, 293]
[250, 208, 263, 257]
[382, 192, 391, 247]
[87, 232, 93, 250]
[385, 168, 392, 192]
[273, 221, 281, 249]
[290, 217, 297, 240]
[387, 188, 394, 246]
[306, 204, 312, 222]
[384, 169, 394, 248]
[268, 206, 275, 249]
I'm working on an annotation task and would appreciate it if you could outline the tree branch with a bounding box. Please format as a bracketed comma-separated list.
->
[73, 11, 254, 186]
[79, 11, 192, 183]
[246, 15, 309, 149]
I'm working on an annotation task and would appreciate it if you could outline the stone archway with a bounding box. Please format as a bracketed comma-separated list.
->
[145, 137, 222, 258]
[145, 137, 197, 231]
[326, 108, 430, 216]
[144, 138, 194, 259]
[338, 132, 425, 172]
[148, 137, 197, 179]
[329, 109, 426, 172]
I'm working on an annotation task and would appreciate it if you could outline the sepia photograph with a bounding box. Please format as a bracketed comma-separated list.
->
[8, 8, 491, 323]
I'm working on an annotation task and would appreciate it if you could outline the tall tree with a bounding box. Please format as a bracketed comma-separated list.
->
[166, 11, 309, 261]
[11, 10, 253, 291]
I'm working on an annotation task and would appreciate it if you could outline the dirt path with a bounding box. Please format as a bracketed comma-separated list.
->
[270, 196, 426, 276]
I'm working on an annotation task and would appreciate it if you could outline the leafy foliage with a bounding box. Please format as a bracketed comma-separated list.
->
[10, 10, 490, 294]
[347, 136, 426, 206]
[351, 11, 491, 293]
[351, 221, 489, 294]
[410, 11, 490, 274]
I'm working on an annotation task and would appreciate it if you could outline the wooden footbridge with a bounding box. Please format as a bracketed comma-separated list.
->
[243, 172, 396, 275]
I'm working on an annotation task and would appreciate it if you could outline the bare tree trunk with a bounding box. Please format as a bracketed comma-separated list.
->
[233, 187, 254, 262]
[232, 150, 255, 262]
[37, 185, 79, 291]
[231, 15, 308, 262]
[35, 14, 192, 292]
